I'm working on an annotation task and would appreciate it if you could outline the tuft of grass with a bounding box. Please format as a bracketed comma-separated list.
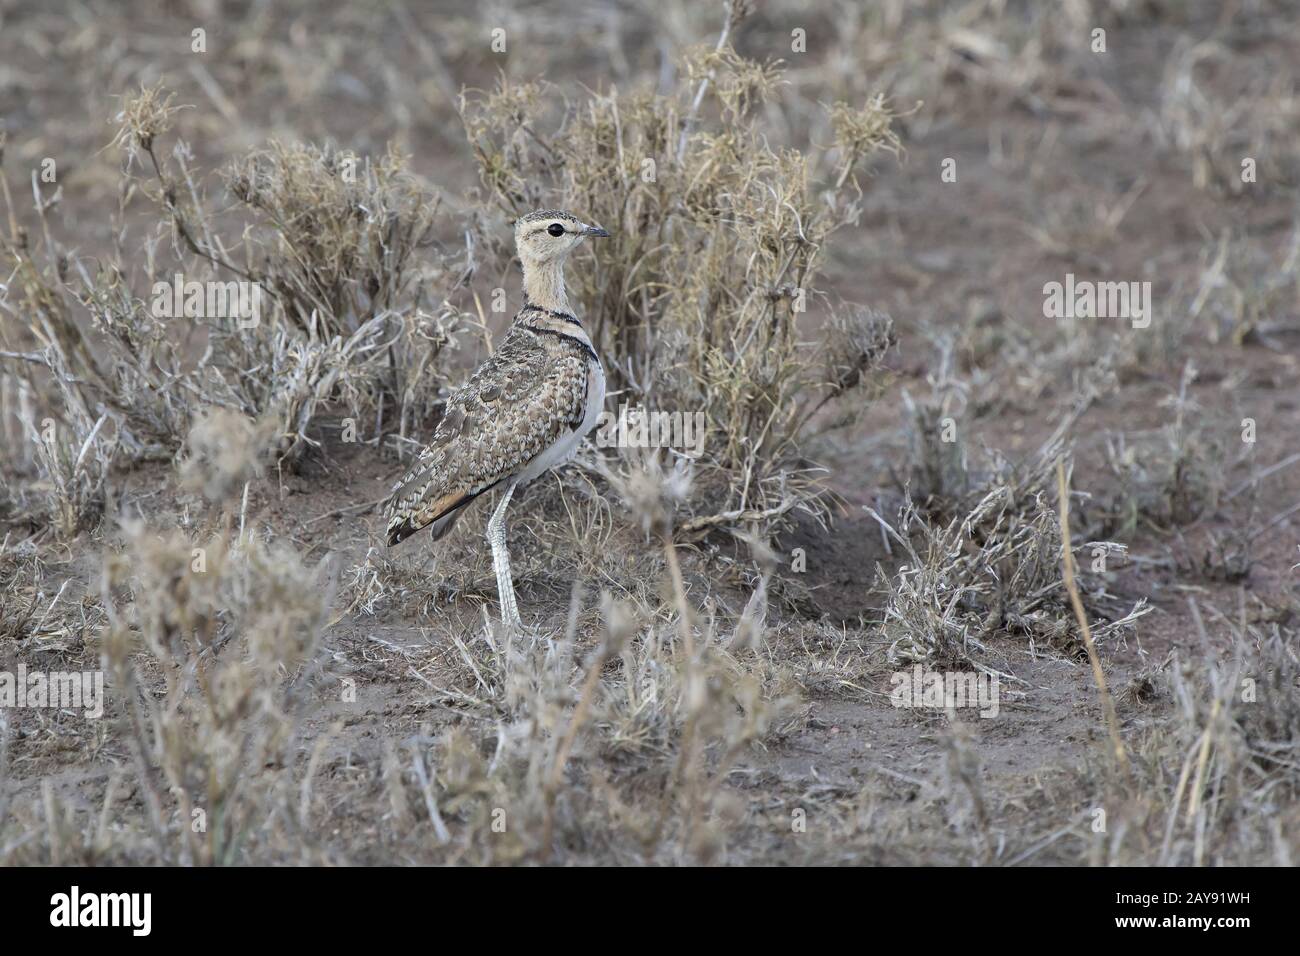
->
[1099, 362, 1222, 534]
[870, 429, 1149, 666]
[1095, 605, 1300, 866]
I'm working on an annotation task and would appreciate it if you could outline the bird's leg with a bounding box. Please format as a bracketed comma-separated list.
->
[486, 480, 522, 631]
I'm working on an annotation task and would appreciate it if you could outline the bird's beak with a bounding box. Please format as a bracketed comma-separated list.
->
[584, 224, 611, 238]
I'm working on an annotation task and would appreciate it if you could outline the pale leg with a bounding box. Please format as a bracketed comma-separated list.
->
[486, 480, 522, 630]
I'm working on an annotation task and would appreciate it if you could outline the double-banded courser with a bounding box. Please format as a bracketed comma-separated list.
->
[384, 210, 609, 629]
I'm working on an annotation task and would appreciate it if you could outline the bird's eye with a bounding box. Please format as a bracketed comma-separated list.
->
[547, 222, 565, 237]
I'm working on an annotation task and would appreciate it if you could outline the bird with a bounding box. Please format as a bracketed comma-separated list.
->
[383, 209, 610, 630]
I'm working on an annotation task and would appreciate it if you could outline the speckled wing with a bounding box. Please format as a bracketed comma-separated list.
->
[384, 328, 589, 546]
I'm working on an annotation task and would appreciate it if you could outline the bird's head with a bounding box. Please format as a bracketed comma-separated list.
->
[513, 209, 611, 268]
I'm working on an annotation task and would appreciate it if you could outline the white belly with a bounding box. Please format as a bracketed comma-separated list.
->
[515, 358, 605, 486]
[578, 358, 606, 436]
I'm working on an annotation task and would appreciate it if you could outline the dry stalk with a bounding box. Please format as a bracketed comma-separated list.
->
[1055, 457, 1129, 776]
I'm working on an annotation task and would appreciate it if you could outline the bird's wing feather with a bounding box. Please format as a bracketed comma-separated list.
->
[384, 328, 589, 546]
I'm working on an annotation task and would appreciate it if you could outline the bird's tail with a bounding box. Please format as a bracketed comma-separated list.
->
[384, 492, 476, 546]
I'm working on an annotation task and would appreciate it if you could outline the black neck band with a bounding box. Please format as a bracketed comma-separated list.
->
[521, 323, 599, 363]
[523, 297, 582, 326]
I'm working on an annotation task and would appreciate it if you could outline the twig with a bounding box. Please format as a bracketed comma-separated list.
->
[1262, 499, 1300, 533]
[541, 583, 598, 856]
[307, 495, 388, 525]
[1056, 457, 1129, 776]
[1226, 451, 1300, 500]
[410, 745, 451, 845]
[675, 1, 736, 164]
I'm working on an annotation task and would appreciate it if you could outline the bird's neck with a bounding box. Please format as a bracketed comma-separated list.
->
[521, 258, 571, 315]
[517, 258, 597, 355]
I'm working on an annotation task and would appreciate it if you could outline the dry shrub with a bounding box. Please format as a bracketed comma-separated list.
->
[1098, 362, 1222, 534]
[12, 403, 116, 541]
[96, 522, 332, 864]
[896, 333, 972, 508]
[0, 83, 465, 531]
[1186, 227, 1300, 350]
[223, 141, 441, 339]
[177, 407, 277, 503]
[873, 325, 1164, 667]
[459, 15, 899, 531]
[872, 434, 1148, 665]
[334, 449, 802, 863]
[0, 533, 33, 641]
[1157, 36, 1300, 198]
[131, 89, 465, 463]
[1097, 615, 1300, 866]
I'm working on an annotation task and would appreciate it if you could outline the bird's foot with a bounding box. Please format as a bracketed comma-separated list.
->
[481, 603, 527, 640]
